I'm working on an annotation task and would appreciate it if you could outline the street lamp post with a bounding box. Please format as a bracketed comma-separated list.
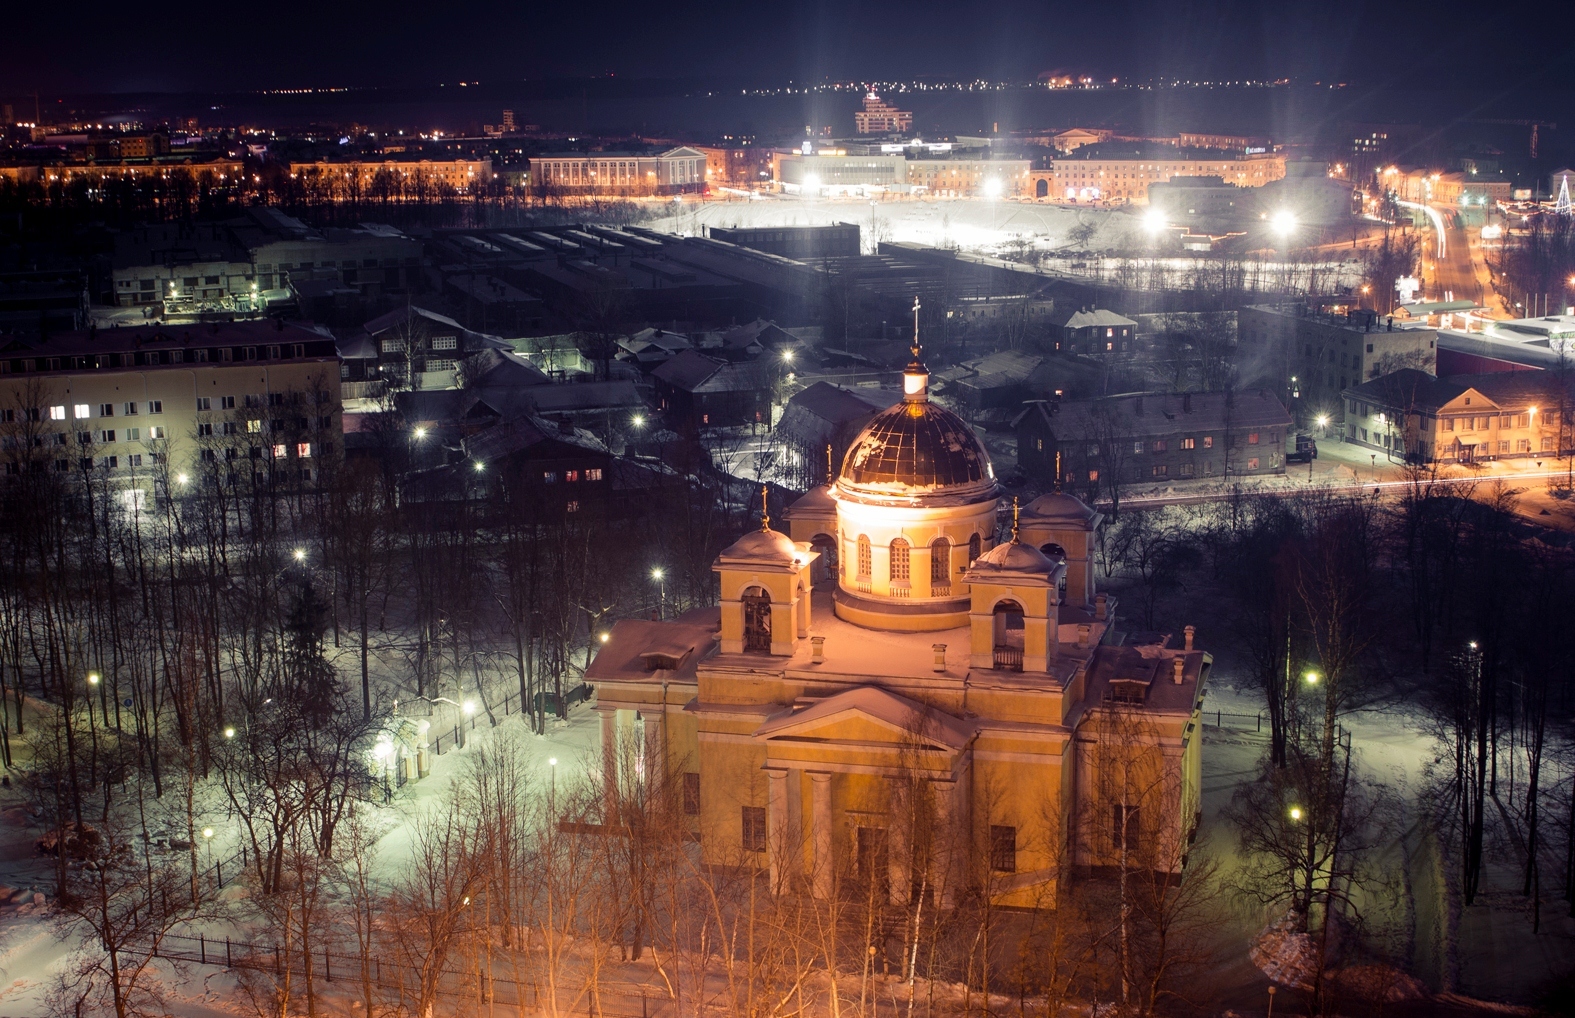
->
[651, 567, 666, 619]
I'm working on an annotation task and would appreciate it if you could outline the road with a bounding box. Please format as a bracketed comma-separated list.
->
[1102, 463, 1575, 533]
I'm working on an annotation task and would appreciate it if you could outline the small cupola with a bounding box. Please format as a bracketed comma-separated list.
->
[712, 487, 818, 656]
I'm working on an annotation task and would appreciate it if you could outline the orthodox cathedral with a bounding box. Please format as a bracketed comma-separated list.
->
[588, 321, 1209, 907]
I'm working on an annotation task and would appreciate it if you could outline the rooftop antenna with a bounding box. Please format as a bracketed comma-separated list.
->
[760, 484, 770, 531]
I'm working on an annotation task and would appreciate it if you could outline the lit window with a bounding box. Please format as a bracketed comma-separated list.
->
[565, 470, 580, 482]
[247, 420, 262, 433]
[543, 471, 557, 483]
[272, 444, 287, 458]
[586, 468, 603, 481]
[148, 426, 165, 440]
[74, 404, 90, 419]
[297, 443, 312, 458]
[50, 405, 66, 420]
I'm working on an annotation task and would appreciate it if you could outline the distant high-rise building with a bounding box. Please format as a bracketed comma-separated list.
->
[853, 93, 912, 135]
[502, 109, 517, 133]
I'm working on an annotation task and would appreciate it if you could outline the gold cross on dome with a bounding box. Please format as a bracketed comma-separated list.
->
[760, 484, 770, 531]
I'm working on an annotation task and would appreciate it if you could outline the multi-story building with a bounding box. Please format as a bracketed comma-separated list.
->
[1052, 128, 1112, 153]
[0, 321, 342, 499]
[906, 157, 1031, 196]
[529, 148, 707, 195]
[1050, 307, 1137, 355]
[853, 93, 913, 135]
[0, 160, 244, 186]
[693, 143, 773, 187]
[110, 208, 423, 309]
[1239, 304, 1438, 424]
[1015, 389, 1292, 491]
[1342, 368, 1573, 464]
[1030, 143, 1285, 204]
[589, 348, 1209, 907]
[1176, 132, 1270, 151]
[287, 158, 492, 194]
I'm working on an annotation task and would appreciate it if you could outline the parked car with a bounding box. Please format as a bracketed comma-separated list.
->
[1287, 435, 1318, 463]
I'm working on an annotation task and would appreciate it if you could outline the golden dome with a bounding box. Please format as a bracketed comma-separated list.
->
[836, 400, 999, 506]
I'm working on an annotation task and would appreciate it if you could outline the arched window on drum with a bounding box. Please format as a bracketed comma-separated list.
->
[930, 537, 951, 595]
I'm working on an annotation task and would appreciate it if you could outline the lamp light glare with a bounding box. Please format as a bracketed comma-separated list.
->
[1142, 207, 1167, 234]
[224, 726, 236, 738]
[293, 548, 306, 562]
[1271, 209, 1297, 237]
[202, 827, 214, 839]
[1289, 806, 1304, 821]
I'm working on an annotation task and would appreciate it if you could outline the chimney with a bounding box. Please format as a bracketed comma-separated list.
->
[811, 636, 825, 663]
[932, 643, 947, 673]
[1184, 624, 1195, 650]
[1095, 592, 1108, 620]
[1172, 657, 1185, 684]
[1077, 623, 1091, 647]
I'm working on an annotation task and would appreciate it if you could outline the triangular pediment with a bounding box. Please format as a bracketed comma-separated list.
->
[754, 686, 973, 752]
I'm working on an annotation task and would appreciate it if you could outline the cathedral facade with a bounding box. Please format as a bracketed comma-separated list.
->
[587, 343, 1209, 908]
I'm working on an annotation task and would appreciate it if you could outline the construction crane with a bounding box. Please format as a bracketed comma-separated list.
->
[1465, 119, 1558, 158]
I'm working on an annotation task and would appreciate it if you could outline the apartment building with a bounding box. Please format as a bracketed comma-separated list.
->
[1015, 389, 1292, 490]
[530, 148, 707, 195]
[1031, 143, 1285, 203]
[1239, 304, 1437, 424]
[288, 158, 492, 193]
[0, 321, 342, 499]
[1342, 368, 1573, 464]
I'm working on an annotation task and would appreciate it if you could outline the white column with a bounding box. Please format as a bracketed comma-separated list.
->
[642, 707, 664, 792]
[767, 769, 789, 892]
[810, 772, 834, 901]
[887, 778, 910, 906]
[599, 707, 618, 824]
[931, 778, 958, 908]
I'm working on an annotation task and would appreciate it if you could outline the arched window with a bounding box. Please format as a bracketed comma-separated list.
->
[968, 533, 982, 563]
[742, 586, 772, 654]
[930, 537, 951, 590]
[889, 538, 910, 584]
[856, 535, 872, 579]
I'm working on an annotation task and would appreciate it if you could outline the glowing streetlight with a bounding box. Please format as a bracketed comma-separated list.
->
[413, 426, 427, 440]
[1316, 414, 1330, 429]
[651, 567, 667, 619]
[781, 349, 795, 363]
[1271, 209, 1297, 239]
[224, 726, 235, 739]
[202, 827, 214, 839]
[462, 700, 477, 716]
[473, 461, 485, 473]
[982, 177, 1003, 199]
[1289, 806, 1304, 821]
[803, 172, 821, 192]
[87, 672, 100, 686]
[631, 414, 646, 428]
[176, 472, 190, 485]
[1304, 670, 1320, 685]
[599, 632, 610, 643]
[293, 548, 306, 562]
[1142, 207, 1167, 234]
[651, 567, 664, 581]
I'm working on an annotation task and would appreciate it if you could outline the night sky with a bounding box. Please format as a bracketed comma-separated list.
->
[3, 0, 1571, 94]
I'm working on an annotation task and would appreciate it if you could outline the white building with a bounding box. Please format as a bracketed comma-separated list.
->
[530, 147, 707, 194]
